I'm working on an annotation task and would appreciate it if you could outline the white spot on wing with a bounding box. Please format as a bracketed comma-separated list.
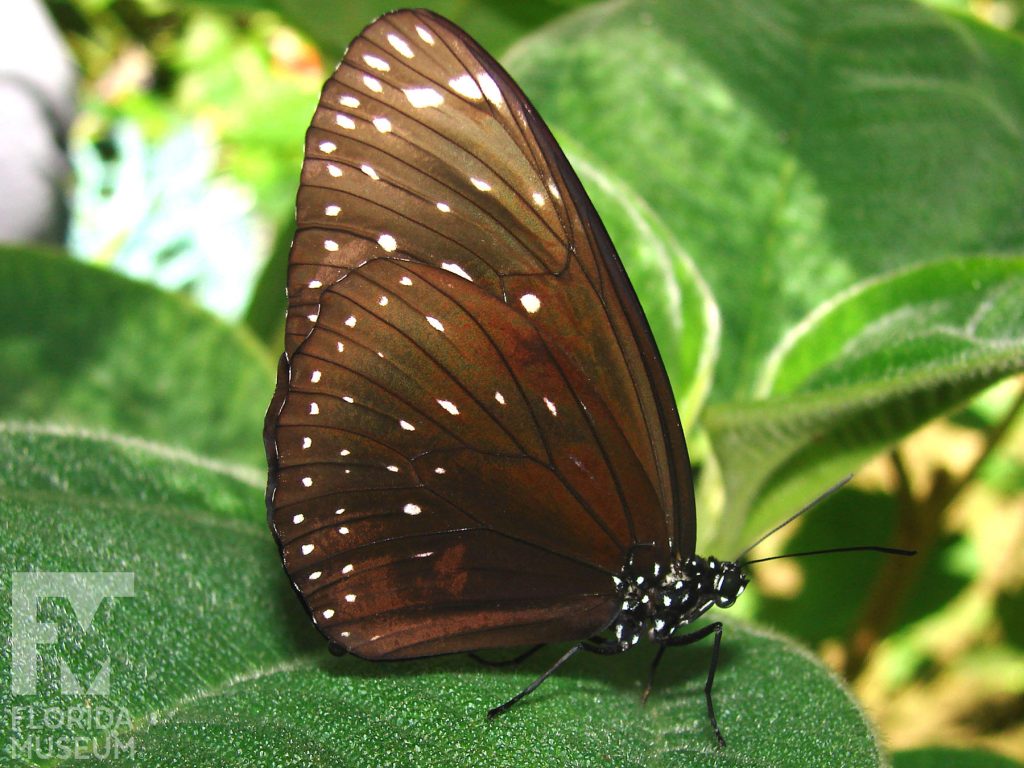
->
[436, 202, 451, 213]
[338, 526, 350, 534]
[416, 25, 435, 45]
[322, 608, 334, 619]
[434, 467, 445, 474]
[361, 164, 380, 180]
[495, 391, 506, 405]
[324, 239, 339, 251]
[372, 116, 392, 133]
[336, 341, 345, 353]
[302, 476, 313, 487]
[363, 54, 390, 72]
[345, 594, 356, 602]
[378, 295, 389, 306]
[378, 233, 398, 252]
[470, 177, 492, 192]
[302, 437, 312, 449]
[387, 33, 414, 58]
[441, 262, 472, 281]
[335, 113, 356, 130]
[339, 95, 360, 108]
[404, 503, 422, 515]
[308, 570, 321, 581]
[386, 465, 399, 473]
[404, 87, 444, 108]
[301, 543, 314, 555]
[309, 402, 319, 415]
[479, 73, 503, 105]
[318, 141, 337, 153]
[363, 75, 383, 93]
[400, 276, 413, 286]
[308, 279, 322, 289]
[415, 551, 434, 558]
[437, 399, 459, 415]
[327, 164, 342, 177]
[325, 205, 341, 216]
[400, 420, 415, 431]
[449, 74, 483, 100]
[292, 514, 305, 524]
[310, 370, 321, 383]
[342, 563, 354, 574]
[342, 396, 354, 404]
[532, 191, 545, 206]
[544, 397, 557, 416]
[520, 293, 541, 313]
[307, 313, 318, 322]
[426, 316, 444, 332]
[339, 449, 350, 456]
[345, 315, 357, 327]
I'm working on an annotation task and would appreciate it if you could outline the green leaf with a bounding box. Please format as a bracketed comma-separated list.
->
[0, 248, 276, 468]
[893, 747, 1024, 768]
[1, 424, 884, 767]
[704, 256, 1024, 551]
[505, 0, 1024, 399]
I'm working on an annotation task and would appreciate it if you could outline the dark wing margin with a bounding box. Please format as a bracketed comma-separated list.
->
[265, 9, 695, 658]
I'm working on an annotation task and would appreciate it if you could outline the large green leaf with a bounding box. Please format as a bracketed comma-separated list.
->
[505, 0, 1024, 399]
[1, 424, 884, 767]
[0, 248, 275, 468]
[707, 256, 1024, 551]
[893, 747, 1024, 768]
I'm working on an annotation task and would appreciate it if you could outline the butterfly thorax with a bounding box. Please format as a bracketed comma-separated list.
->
[607, 556, 748, 651]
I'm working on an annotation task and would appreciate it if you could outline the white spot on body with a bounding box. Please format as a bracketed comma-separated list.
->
[544, 397, 557, 416]
[319, 141, 337, 153]
[426, 316, 445, 332]
[339, 95, 360, 108]
[363, 54, 390, 71]
[335, 113, 356, 130]
[373, 116, 392, 133]
[361, 164, 380, 180]
[363, 75, 383, 92]
[325, 205, 341, 216]
[324, 239, 339, 251]
[437, 399, 459, 415]
[387, 33, 415, 58]
[520, 293, 541, 313]
[404, 87, 444, 108]
[441, 262, 473, 281]
[378, 233, 397, 252]
[470, 177, 492, 192]
[310, 370, 322, 383]
[301, 544, 315, 555]
[448, 74, 483, 100]
[400, 420, 415, 431]
[404, 503, 422, 515]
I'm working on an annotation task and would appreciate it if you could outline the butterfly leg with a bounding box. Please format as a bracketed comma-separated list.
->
[487, 643, 583, 719]
[468, 644, 544, 668]
[658, 622, 726, 748]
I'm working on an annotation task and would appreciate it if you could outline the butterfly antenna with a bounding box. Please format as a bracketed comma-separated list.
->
[735, 475, 854, 562]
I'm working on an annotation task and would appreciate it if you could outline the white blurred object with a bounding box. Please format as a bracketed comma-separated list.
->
[0, 0, 77, 244]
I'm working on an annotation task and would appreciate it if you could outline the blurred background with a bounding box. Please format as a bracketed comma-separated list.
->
[3, 0, 1022, 763]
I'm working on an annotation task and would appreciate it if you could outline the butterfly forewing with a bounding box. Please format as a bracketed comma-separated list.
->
[267, 9, 694, 659]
